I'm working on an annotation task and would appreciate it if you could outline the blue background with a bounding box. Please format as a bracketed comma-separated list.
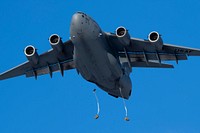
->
[0, 0, 200, 133]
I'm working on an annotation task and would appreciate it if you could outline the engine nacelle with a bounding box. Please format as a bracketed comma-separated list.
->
[116, 26, 131, 46]
[24, 45, 39, 64]
[49, 34, 64, 53]
[148, 31, 163, 50]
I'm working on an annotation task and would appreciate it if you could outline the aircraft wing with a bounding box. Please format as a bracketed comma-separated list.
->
[106, 33, 200, 68]
[0, 40, 75, 80]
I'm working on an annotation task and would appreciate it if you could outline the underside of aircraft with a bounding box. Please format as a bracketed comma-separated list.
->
[1, 12, 200, 120]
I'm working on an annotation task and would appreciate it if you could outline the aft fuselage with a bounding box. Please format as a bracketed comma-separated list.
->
[70, 12, 131, 99]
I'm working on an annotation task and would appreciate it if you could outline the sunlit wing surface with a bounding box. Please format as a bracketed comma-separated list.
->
[1, 12, 200, 101]
[106, 32, 200, 68]
[128, 38, 200, 56]
[0, 40, 75, 80]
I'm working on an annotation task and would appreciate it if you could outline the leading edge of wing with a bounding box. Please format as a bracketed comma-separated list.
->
[0, 59, 75, 81]
[0, 61, 30, 80]
[0, 40, 75, 80]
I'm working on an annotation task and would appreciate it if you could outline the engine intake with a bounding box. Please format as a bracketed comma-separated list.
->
[116, 26, 131, 46]
[148, 31, 163, 50]
[24, 45, 39, 64]
[49, 34, 63, 53]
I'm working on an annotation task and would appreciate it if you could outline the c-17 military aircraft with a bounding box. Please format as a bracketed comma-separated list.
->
[1, 12, 200, 101]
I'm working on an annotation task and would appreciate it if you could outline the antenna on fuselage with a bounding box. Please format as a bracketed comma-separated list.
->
[93, 89, 100, 119]
[119, 88, 130, 121]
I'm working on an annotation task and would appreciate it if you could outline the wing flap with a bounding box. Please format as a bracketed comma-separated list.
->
[25, 60, 75, 77]
[131, 61, 174, 68]
[119, 52, 187, 62]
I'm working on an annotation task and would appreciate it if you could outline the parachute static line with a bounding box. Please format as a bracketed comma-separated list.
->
[93, 89, 100, 119]
[119, 88, 130, 121]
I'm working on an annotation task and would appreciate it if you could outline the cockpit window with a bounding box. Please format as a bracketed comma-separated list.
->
[77, 12, 87, 16]
[77, 11, 83, 14]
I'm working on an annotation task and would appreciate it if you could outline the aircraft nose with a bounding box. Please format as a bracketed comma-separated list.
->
[70, 12, 86, 35]
[72, 12, 84, 21]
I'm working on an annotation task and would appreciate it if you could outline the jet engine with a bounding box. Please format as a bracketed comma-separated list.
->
[116, 26, 131, 46]
[49, 34, 64, 53]
[148, 31, 163, 50]
[24, 45, 39, 64]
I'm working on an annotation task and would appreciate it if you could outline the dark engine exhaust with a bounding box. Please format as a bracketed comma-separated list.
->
[24, 45, 39, 64]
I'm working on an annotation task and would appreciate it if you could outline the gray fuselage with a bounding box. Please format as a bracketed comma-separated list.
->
[70, 12, 132, 99]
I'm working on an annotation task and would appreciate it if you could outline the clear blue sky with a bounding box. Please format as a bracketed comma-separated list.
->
[0, 0, 200, 133]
